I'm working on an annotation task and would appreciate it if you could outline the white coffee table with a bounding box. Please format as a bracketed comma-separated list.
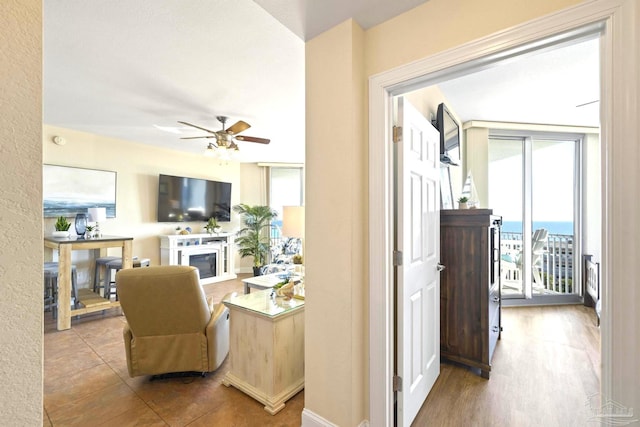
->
[241, 272, 300, 294]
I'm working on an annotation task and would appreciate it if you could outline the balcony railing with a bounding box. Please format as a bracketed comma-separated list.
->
[501, 232, 574, 295]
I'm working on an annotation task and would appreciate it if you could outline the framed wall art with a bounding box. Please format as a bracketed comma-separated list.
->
[43, 164, 117, 218]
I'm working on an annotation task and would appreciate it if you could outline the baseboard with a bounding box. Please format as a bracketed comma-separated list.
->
[301, 408, 369, 427]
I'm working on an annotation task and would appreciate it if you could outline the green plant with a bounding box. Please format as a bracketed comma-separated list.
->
[204, 217, 219, 233]
[233, 204, 278, 267]
[458, 196, 469, 203]
[55, 216, 71, 231]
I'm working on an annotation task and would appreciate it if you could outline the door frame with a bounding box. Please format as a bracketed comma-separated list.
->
[369, 1, 636, 425]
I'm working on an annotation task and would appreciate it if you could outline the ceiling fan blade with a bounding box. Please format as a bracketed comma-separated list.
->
[178, 121, 217, 134]
[235, 135, 270, 144]
[226, 120, 251, 135]
[180, 136, 216, 140]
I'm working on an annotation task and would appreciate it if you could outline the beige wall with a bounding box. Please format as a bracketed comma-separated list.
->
[305, 0, 592, 424]
[305, 19, 367, 426]
[364, 0, 582, 77]
[464, 127, 490, 206]
[0, 0, 43, 424]
[43, 125, 243, 282]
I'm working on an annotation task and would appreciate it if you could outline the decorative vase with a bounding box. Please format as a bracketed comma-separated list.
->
[52, 230, 70, 238]
[458, 202, 468, 209]
[75, 213, 87, 236]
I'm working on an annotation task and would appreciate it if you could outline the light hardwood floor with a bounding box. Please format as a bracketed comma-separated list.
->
[44, 275, 600, 426]
[412, 304, 601, 426]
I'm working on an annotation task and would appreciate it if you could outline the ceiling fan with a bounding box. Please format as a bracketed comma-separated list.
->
[178, 116, 270, 156]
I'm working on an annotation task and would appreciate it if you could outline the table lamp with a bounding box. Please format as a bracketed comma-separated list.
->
[88, 207, 107, 237]
[282, 206, 305, 276]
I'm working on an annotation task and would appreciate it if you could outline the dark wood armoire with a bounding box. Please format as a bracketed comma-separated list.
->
[440, 209, 502, 378]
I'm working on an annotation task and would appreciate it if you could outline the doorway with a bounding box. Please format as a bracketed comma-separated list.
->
[367, 4, 629, 425]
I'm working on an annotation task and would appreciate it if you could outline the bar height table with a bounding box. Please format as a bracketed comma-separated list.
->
[44, 235, 133, 330]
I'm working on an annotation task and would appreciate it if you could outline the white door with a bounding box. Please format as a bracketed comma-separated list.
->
[395, 97, 441, 426]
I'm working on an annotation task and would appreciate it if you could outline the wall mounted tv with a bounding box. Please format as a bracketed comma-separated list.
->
[157, 174, 232, 222]
[435, 102, 461, 166]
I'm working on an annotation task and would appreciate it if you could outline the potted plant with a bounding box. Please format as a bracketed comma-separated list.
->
[233, 204, 278, 276]
[53, 216, 71, 237]
[458, 196, 469, 209]
[204, 217, 222, 234]
[85, 225, 95, 239]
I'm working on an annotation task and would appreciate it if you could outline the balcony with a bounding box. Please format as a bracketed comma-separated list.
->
[501, 231, 574, 297]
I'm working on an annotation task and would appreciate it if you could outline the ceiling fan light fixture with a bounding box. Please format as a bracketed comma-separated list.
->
[204, 143, 216, 157]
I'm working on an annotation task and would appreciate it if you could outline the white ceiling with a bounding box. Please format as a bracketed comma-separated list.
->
[254, 0, 429, 40]
[43, 0, 306, 163]
[43, 1, 600, 165]
[437, 37, 600, 127]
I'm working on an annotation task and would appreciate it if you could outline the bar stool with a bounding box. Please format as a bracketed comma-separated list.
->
[103, 257, 151, 300]
[93, 256, 122, 296]
[44, 262, 79, 318]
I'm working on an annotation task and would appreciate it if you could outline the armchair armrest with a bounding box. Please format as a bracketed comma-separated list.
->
[205, 292, 235, 371]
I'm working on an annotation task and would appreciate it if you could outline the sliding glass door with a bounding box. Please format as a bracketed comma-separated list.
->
[489, 138, 525, 298]
[489, 133, 580, 301]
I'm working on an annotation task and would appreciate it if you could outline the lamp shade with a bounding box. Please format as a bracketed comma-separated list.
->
[87, 207, 107, 222]
[282, 206, 304, 238]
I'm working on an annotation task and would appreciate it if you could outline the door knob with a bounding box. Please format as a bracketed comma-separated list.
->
[437, 263, 446, 272]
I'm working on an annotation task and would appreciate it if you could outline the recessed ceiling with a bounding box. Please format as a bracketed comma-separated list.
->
[254, 0, 429, 40]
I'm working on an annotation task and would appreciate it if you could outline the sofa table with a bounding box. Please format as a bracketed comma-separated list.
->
[44, 235, 133, 330]
[222, 290, 304, 414]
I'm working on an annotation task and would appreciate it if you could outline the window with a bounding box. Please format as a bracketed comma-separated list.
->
[268, 166, 304, 231]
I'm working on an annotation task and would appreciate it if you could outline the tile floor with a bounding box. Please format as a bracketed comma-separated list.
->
[43, 273, 304, 426]
[44, 273, 601, 426]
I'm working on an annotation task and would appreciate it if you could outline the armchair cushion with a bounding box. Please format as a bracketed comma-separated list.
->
[117, 265, 230, 377]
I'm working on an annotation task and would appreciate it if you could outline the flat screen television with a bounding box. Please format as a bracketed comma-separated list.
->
[435, 102, 460, 166]
[157, 174, 232, 222]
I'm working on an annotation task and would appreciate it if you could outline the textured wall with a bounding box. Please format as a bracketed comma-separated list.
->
[305, 19, 367, 427]
[0, 0, 43, 424]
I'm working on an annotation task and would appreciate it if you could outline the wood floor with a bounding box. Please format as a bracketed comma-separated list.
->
[44, 275, 600, 427]
[412, 304, 601, 427]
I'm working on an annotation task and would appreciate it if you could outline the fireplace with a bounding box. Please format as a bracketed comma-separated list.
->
[180, 244, 222, 283]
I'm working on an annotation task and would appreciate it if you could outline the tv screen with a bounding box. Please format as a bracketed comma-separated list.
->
[157, 174, 231, 222]
[436, 103, 460, 166]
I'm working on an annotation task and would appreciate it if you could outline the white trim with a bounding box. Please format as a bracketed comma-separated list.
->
[301, 408, 337, 427]
[256, 162, 304, 168]
[463, 120, 599, 134]
[301, 409, 369, 427]
[369, 1, 633, 425]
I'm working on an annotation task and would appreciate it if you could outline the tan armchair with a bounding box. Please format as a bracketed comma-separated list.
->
[116, 265, 231, 378]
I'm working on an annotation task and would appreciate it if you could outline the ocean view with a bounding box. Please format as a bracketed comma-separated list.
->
[502, 221, 573, 235]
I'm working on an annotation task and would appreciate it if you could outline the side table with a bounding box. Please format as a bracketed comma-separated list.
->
[222, 290, 304, 414]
